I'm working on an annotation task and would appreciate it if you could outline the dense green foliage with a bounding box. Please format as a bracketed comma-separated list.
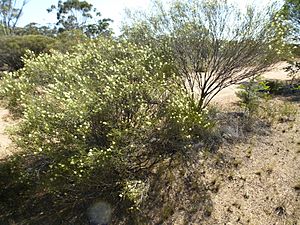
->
[0, 37, 213, 223]
[0, 30, 90, 72]
[0, 34, 55, 71]
[0, 0, 112, 72]
[14, 22, 57, 36]
[47, 29, 88, 53]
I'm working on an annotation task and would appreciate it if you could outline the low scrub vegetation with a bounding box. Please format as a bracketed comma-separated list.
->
[0, 37, 215, 223]
[0, 31, 89, 72]
[1, 0, 299, 223]
[236, 78, 298, 125]
[0, 35, 55, 71]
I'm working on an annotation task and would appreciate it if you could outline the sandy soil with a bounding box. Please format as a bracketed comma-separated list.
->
[205, 106, 300, 224]
[206, 61, 300, 224]
[0, 107, 17, 159]
[213, 62, 291, 106]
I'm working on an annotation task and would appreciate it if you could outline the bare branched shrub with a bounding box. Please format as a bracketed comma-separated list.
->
[123, 0, 284, 110]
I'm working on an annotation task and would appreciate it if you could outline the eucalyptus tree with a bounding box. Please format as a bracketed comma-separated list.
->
[0, 0, 28, 35]
[47, 0, 112, 37]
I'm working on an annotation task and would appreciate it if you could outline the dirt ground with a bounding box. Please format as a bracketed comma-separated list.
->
[205, 62, 300, 224]
[205, 102, 300, 225]
[0, 107, 16, 159]
[213, 62, 291, 105]
[204, 61, 300, 224]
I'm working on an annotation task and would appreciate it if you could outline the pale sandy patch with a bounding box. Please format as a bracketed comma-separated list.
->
[212, 62, 291, 106]
[0, 107, 18, 159]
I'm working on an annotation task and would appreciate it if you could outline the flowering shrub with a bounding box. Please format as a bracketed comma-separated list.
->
[0, 37, 212, 222]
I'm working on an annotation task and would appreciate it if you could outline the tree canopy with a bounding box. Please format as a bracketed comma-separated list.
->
[123, 0, 284, 110]
[47, 0, 112, 37]
[0, 0, 28, 35]
[278, 0, 300, 42]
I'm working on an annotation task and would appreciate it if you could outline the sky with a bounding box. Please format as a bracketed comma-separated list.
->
[18, 0, 152, 33]
[18, 0, 280, 34]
